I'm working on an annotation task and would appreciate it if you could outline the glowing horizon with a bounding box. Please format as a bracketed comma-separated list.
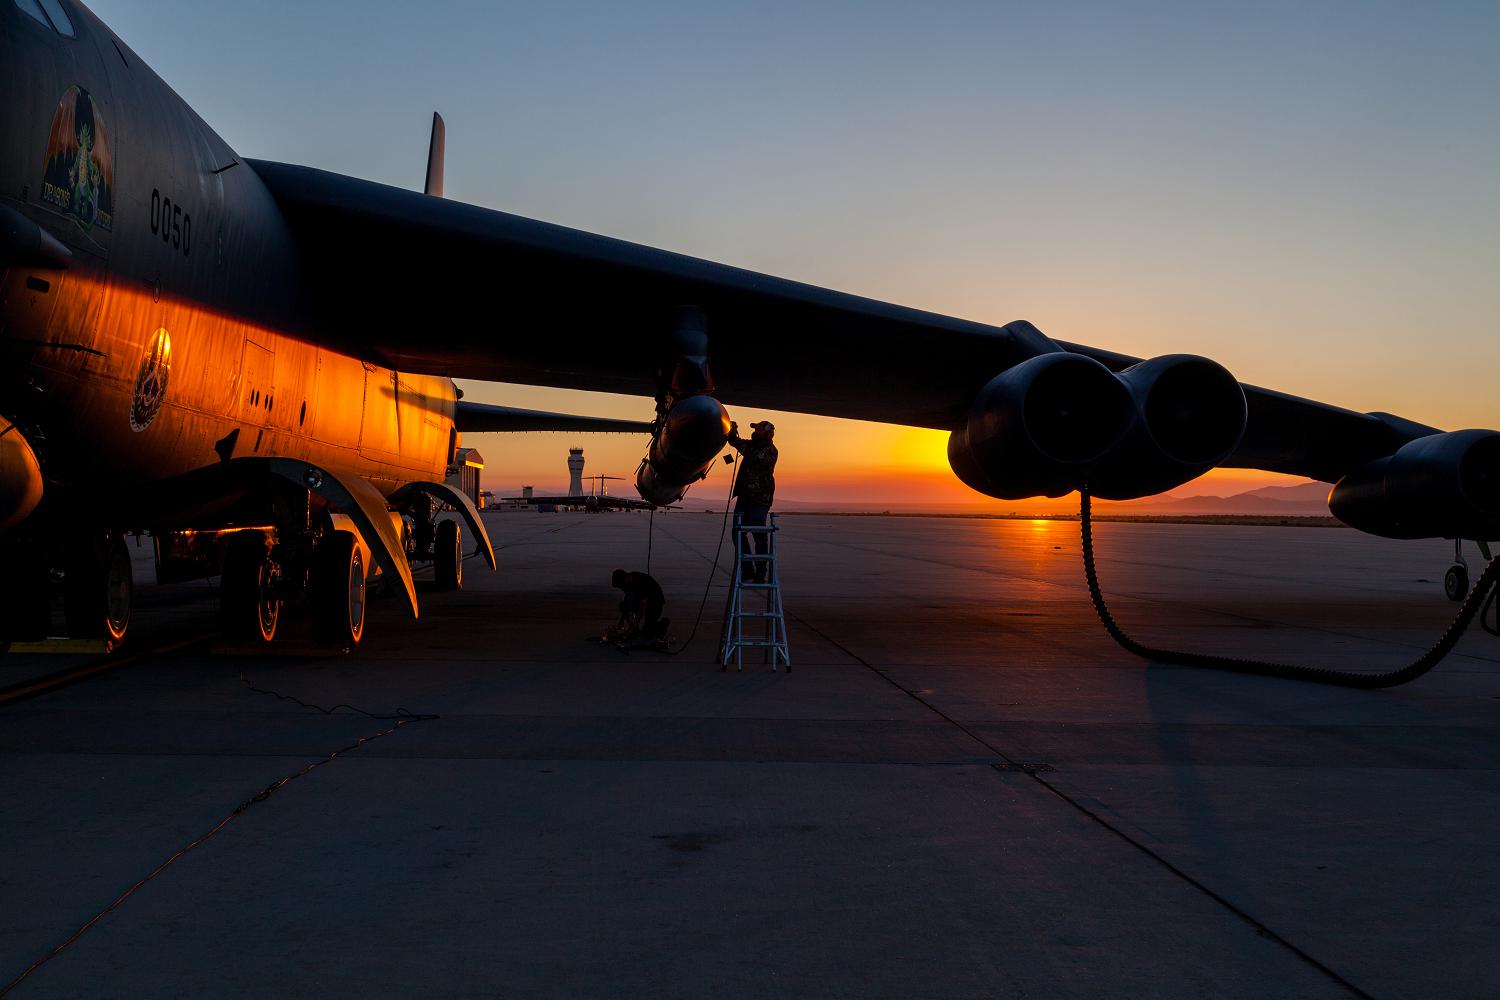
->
[455, 380, 1316, 509]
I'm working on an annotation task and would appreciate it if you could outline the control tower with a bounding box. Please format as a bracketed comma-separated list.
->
[567, 448, 585, 496]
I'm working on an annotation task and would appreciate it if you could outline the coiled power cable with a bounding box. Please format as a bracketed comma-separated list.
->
[1079, 485, 1500, 688]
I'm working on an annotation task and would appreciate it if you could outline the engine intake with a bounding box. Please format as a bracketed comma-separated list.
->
[1089, 355, 1248, 500]
[1329, 430, 1500, 540]
[947, 353, 1136, 499]
[635, 394, 731, 507]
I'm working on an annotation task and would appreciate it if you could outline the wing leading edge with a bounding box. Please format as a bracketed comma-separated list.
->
[250, 159, 1445, 485]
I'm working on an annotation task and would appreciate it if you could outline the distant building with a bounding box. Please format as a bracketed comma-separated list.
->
[567, 448, 585, 497]
[446, 447, 484, 507]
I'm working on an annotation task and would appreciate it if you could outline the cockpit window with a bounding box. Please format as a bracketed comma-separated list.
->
[13, 0, 51, 28]
[13, 0, 75, 36]
[37, 0, 75, 36]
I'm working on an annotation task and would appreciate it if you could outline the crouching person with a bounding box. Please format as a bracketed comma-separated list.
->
[610, 569, 670, 643]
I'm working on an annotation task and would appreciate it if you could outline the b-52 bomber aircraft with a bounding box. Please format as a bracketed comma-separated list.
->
[2, 1, 1496, 651]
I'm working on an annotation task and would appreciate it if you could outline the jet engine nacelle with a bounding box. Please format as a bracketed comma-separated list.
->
[946, 353, 1136, 499]
[1087, 355, 1248, 500]
[636, 394, 732, 507]
[1329, 430, 1500, 540]
[0, 421, 43, 533]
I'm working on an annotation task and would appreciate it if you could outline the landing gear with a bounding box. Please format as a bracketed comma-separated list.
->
[64, 533, 132, 650]
[1445, 563, 1469, 603]
[221, 531, 280, 642]
[1444, 539, 1495, 602]
[312, 531, 366, 647]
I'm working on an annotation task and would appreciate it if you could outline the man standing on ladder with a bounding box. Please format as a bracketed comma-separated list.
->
[727, 420, 778, 582]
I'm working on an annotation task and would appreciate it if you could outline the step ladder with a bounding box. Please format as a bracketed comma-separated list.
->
[720, 513, 791, 672]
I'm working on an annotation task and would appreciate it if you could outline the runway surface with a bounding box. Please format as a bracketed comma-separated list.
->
[2, 512, 1498, 999]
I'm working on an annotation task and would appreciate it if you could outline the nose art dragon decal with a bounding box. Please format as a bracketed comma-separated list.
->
[41, 86, 114, 233]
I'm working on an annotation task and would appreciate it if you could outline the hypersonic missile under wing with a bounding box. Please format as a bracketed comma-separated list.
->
[1, 2, 1495, 652]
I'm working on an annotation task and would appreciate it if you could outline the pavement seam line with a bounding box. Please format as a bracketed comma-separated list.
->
[793, 612, 1375, 1000]
[0, 712, 433, 997]
[623, 517, 1375, 996]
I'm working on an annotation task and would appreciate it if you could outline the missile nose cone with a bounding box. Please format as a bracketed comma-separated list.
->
[636, 395, 733, 506]
[663, 394, 731, 461]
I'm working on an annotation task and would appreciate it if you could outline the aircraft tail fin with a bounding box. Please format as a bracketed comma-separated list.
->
[424, 112, 445, 197]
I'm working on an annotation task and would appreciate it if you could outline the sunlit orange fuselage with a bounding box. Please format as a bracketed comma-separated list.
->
[0, 6, 454, 518]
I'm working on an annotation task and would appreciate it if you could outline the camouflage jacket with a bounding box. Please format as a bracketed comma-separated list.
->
[728, 432, 778, 507]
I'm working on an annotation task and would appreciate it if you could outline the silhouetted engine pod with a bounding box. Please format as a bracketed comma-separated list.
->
[0, 420, 43, 533]
[636, 395, 732, 507]
[947, 353, 1136, 499]
[1328, 430, 1500, 540]
[1088, 355, 1248, 500]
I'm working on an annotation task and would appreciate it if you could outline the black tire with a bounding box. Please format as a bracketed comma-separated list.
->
[313, 532, 366, 646]
[434, 518, 462, 591]
[64, 532, 132, 650]
[1445, 563, 1469, 603]
[221, 531, 279, 642]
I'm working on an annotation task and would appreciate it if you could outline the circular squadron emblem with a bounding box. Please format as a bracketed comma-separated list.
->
[129, 329, 172, 432]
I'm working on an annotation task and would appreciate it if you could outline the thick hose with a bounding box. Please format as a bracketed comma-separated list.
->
[1080, 486, 1500, 688]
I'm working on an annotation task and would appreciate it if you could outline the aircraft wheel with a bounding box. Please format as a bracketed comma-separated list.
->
[1445, 563, 1469, 603]
[434, 519, 462, 591]
[64, 533, 132, 650]
[221, 532, 280, 642]
[313, 532, 366, 647]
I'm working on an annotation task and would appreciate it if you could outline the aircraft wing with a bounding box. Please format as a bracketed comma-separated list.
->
[249, 159, 1441, 483]
[1056, 342, 1440, 483]
[455, 401, 651, 435]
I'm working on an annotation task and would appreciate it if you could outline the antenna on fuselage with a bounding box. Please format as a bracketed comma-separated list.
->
[424, 112, 445, 197]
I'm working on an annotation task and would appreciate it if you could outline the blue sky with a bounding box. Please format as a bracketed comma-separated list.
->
[85, 1, 1500, 500]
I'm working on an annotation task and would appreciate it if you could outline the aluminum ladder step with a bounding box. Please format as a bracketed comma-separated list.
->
[720, 512, 792, 672]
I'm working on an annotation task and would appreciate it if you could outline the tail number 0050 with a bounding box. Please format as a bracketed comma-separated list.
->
[149, 188, 191, 256]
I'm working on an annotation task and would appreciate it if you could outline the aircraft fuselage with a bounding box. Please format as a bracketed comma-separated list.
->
[1, 5, 455, 514]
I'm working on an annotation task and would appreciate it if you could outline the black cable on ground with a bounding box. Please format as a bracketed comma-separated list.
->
[1483, 588, 1500, 639]
[1080, 485, 1500, 688]
[239, 673, 439, 721]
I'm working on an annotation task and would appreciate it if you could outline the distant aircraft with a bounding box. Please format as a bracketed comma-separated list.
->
[511, 475, 662, 513]
[2, 2, 1496, 650]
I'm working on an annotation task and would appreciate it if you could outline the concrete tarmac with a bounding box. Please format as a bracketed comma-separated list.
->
[2, 512, 1498, 999]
